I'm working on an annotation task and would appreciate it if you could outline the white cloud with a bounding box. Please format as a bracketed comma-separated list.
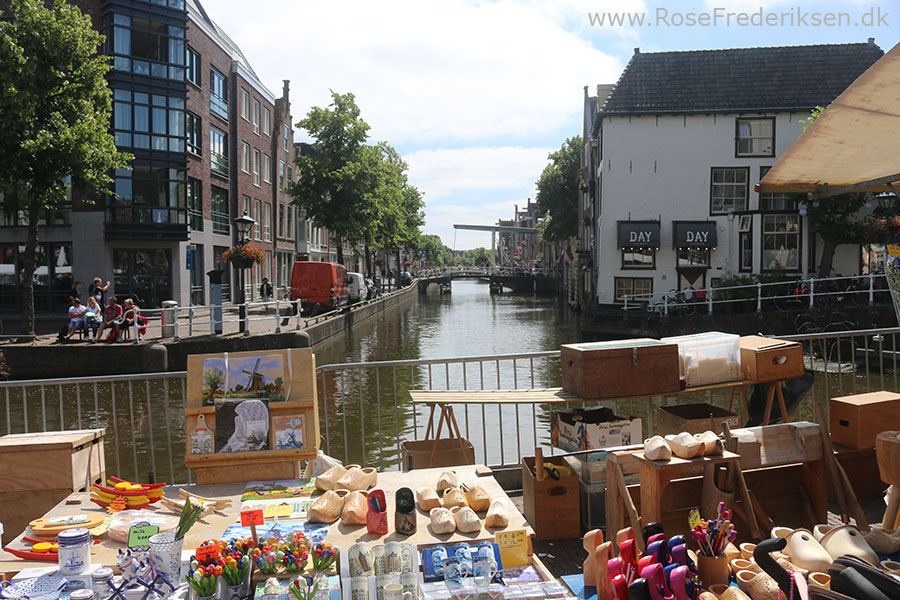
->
[201, 0, 623, 145]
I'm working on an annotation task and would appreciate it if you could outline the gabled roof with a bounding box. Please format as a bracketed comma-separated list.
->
[601, 41, 883, 115]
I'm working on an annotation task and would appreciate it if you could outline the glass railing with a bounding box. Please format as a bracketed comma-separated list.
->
[210, 151, 229, 177]
[210, 95, 228, 121]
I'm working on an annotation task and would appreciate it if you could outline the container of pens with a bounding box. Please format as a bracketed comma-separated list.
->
[366, 488, 389, 535]
[691, 503, 736, 587]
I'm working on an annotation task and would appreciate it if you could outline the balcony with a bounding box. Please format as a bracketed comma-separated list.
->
[105, 207, 188, 241]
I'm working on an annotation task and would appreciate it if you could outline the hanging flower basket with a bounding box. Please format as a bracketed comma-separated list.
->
[223, 244, 265, 269]
[863, 216, 900, 243]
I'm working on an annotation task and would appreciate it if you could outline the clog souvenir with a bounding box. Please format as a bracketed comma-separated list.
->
[665, 432, 704, 459]
[463, 484, 491, 511]
[866, 526, 900, 554]
[429, 507, 456, 534]
[337, 466, 377, 491]
[315, 464, 348, 492]
[813, 524, 879, 566]
[644, 436, 672, 461]
[450, 506, 481, 533]
[808, 572, 831, 589]
[739, 543, 757, 560]
[735, 570, 781, 600]
[708, 585, 752, 600]
[770, 527, 833, 573]
[485, 499, 509, 528]
[308, 489, 347, 523]
[730, 558, 760, 574]
[340, 490, 368, 526]
[436, 470, 459, 493]
[417, 487, 441, 512]
[694, 431, 724, 455]
[442, 487, 467, 509]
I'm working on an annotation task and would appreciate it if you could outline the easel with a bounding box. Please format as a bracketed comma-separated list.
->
[728, 379, 791, 425]
[422, 402, 469, 467]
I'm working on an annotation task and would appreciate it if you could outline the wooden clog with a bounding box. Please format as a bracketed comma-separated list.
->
[340, 490, 369, 526]
[695, 431, 724, 455]
[307, 489, 346, 523]
[442, 486, 467, 509]
[485, 499, 509, 528]
[315, 464, 348, 492]
[429, 507, 456, 534]
[450, 506, 481, 533]
[417, 486, 441, 512]
[814, 524, 879, 565]
[644, 436, 672, 461]
[436, 470, 458, 493]
[666, 432, 704, 459]
[462, 484, 491, 511]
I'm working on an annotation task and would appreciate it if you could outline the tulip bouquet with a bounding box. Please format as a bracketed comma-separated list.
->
[288, 576, 320, 600]
[252, 532, 310, 575]
[311, 543, 337, 572]
[187, 562, 220, 598]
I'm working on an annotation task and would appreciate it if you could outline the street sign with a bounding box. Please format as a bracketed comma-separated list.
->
[513, 250, 520, 258]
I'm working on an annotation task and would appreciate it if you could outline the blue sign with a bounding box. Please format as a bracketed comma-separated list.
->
[186, 249, 193, 271]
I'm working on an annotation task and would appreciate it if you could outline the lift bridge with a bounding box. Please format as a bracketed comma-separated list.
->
[417, 224, 558, 294]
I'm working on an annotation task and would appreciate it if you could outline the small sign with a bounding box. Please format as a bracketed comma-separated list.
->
[196, 544, 220, 562]
[108, 496, 128, 513]
[240, 509, 265, 526]
[127, 523, 159, 550]
[688, 508, 701, 530]
[264, 504, 292, 518]
[495, 529, 528, 567]
[888, 244, 900, 257]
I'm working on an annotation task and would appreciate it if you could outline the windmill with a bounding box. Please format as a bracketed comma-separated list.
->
[243, 358, 266, 393]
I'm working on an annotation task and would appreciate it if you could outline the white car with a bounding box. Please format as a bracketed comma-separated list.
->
[347, 272, 366, 304]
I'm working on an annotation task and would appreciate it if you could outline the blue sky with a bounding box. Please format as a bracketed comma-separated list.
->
[208, 0, 899, 250]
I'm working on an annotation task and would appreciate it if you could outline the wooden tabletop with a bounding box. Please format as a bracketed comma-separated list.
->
[410, 381, 753, 406]
[632, 450, 740, 469]
[0, 465, 532, 574]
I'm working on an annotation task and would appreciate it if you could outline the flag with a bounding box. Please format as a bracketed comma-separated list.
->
[558, 248, 573, 266]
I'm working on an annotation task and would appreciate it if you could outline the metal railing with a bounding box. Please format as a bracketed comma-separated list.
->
[4, 326, 900, 483]
[623, 272, 890, 315]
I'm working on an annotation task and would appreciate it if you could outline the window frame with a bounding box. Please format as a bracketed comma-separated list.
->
[187, 176, 202, 231]
[620, 248, 656, 270]
[761, 213, 801, 272]
[614, 277, 653, 303]
[252, 149, 261, 187]
[241, 89, 250, 121]
[739, 229, 753, 272]
[241, 142, 250, 173]
[709, 166, 750, 215]
[186, 46, 200, 87]
[262, 107, 271, 136]
[209, 67, 228, 121]
[209, 126, 228, 178]
[252, 99, 260, 135]
[278, 203, 285, 238]
[735, 116, 775, 158]
[263, 154, 271, 184]
[253, 199, 262, 241]
[186, 111, 201, 156]
[210, 185, 229, 235]
[283, 124, 290, 151]
[264, 203, 272, 241]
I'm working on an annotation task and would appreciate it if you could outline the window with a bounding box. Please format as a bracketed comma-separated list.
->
[739, 231, 753, 272]
[615, 277, 652, 302]
[759, 166, 801, 210]
[287, 166, 293, 183]
[104, 13, 185, 81]
[279, 161, 285, 188]
[262, 107, 271, 136]
[252, 99, 260, 134]
[210, 186, 229, 235]
[710, 167, 748, 214]
[213, 245, 231, 301]
[241, 142, 250, 173]
[189, 243, 204, 305]
[264, 203, 272, 241]
[736, 117, 775, 157]
[286, 206, 293, 239]
[677, 249, 710, 267]
[112, 89, 185, 152]
[186, 46, 199, 86]
[242, 195, 251, 222]
[112, 248, 172, 309]
[1, 181, 72, 226]
[254, 199, 261, 240]
[621, 248, 654, 269]
[187, 177, 202, 231]
[210, 67, 227, 120]
[762, 214, 800, 271]
[109, 166, 186, 225]
[263, 154, 271, 183]
[283, 124, 290, 151]
[186, 112, 201, 155]
[252, 149, 261, 186]
[241, 89, 250, 120]
[210, 126, 228, 177]
[278, 203, 285, 238]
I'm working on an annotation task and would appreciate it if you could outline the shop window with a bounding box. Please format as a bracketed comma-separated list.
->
[614, 277, 652, 302]
[621, 248, 654, 269]
[762, 214, 800, 271]
[677, 248, 710, 267]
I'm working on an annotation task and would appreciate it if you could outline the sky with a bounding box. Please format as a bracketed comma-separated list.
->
[207, 0, 900, 250]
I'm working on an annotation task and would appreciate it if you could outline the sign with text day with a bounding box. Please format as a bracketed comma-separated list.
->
[673, 222, 718, 249]
[617, 221, 661, 249]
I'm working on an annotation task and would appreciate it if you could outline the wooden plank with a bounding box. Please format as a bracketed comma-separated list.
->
[632, 450, 740, 470]
[731, 422, 823, 469]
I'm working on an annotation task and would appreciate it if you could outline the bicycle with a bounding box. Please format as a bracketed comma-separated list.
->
[648, 289, 697, 317]
[774, 280, 810, 312]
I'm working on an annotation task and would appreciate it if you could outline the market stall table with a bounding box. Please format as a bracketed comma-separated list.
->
[0, 465, 533, 575]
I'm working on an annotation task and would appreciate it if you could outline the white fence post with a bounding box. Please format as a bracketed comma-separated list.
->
[243, 301, 250, 336]
[757, 282, 762, 313]
[132, 314, 140, 344]
[624, 294, 629, 311]
[188, 307, 194, 337]
[870, 272, 875, 305]
[663, 293, 669, 316]
[809, 278, 815, 307]
[708, 288, 713, 314]
[275, 299, 281, 333]
[173, 307, 179, 341]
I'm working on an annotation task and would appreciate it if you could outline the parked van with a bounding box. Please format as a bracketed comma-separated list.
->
[290, 261, 349, 314]
[347, 272, 366, 304]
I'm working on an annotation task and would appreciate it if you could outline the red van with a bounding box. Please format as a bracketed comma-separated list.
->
[290, 261, 350, 314]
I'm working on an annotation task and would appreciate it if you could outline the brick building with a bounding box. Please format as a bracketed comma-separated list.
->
[0, 0, 307, 314]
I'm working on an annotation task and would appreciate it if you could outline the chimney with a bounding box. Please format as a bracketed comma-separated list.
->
[634, 47, 640, 55]
[868, 37, 876, 46]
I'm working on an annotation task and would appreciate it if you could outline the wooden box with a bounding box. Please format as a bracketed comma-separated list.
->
[831, 391, 900, 449]
[0, 429, 105, 540]
[401, 438, 475, 471]
[522, 455, 580, 540]
[655, 403, 740, 436]
[561, 339, 680, 400]
[739, 336, 804, 383]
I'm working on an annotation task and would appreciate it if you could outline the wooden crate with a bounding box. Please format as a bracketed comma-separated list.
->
[831, 391, 900, 449]
[194, 458, 301, 485]
[560, 339, 680, 399]
[522, 455, 580, 540]
[655, 403, 739, 436]
[739, 336, 804, 383]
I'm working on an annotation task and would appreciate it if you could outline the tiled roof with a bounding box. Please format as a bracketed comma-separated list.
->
[601, 42, 884, 114]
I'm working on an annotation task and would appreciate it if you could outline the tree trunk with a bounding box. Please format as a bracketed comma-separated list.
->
[336, 239, 344, 266]
[396, 248, 401, 285]
[817, 238, 839, 279]
[21, 203, 41, 338]
[364, 244, 372, 278]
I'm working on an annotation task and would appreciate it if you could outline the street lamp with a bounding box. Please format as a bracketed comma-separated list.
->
[233, 212, 256, 334]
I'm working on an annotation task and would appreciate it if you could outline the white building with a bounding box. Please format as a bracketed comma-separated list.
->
[589, 41, 884, 305]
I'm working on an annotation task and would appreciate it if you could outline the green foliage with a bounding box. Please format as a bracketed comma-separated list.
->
[799, 106, 825, 132]
[460, 248, 492, 267]
[535, 136, 582, 243]
[0, 0, 131, 335]
[416, 235, 455, 267]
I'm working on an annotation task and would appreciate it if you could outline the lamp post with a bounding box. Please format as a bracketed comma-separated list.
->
[233, 212, 256, 334]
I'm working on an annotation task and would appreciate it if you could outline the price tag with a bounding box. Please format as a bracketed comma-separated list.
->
[127, 523, 160, 550]
[889, 244, 900, 257]
[688, 508, 701, 530]
[495, 529, 528, 567]
[108, 496, 128, 513]
[240, 509, 265, 526]
[264, 504, 292, 518]
[196, 544, 220, 562]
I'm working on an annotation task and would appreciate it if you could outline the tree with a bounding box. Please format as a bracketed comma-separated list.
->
[203, 368, 225, 400]
[535, 136, 582, 243]
[289, 91, 373, 264]
[0, 0, 131, 337]
[464, 248, 492, 267]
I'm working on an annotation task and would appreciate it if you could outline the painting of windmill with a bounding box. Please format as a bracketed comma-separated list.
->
[221, 354, 287, 402]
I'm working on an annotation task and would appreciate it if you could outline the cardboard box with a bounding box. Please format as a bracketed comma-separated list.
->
[401, 438, 475, 470]
[655, 403, 740, 436]
[522, 455, 580, 540]
[831, 391, 900, 449]
[551, 407, 643, 460]
[739, 336, 804, 383]
[561, 339, 681, 400]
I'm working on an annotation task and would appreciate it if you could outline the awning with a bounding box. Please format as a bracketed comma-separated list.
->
[758, 42, 900, 197]
[617, 221, 660, 249]
[673, 222, 718, 249]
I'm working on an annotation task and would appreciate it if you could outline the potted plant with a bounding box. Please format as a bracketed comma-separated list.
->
[223, 244, 265, 270]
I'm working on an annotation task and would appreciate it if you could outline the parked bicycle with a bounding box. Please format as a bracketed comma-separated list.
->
[648, 289, 699, 317]
[773, 279, 810, 312]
